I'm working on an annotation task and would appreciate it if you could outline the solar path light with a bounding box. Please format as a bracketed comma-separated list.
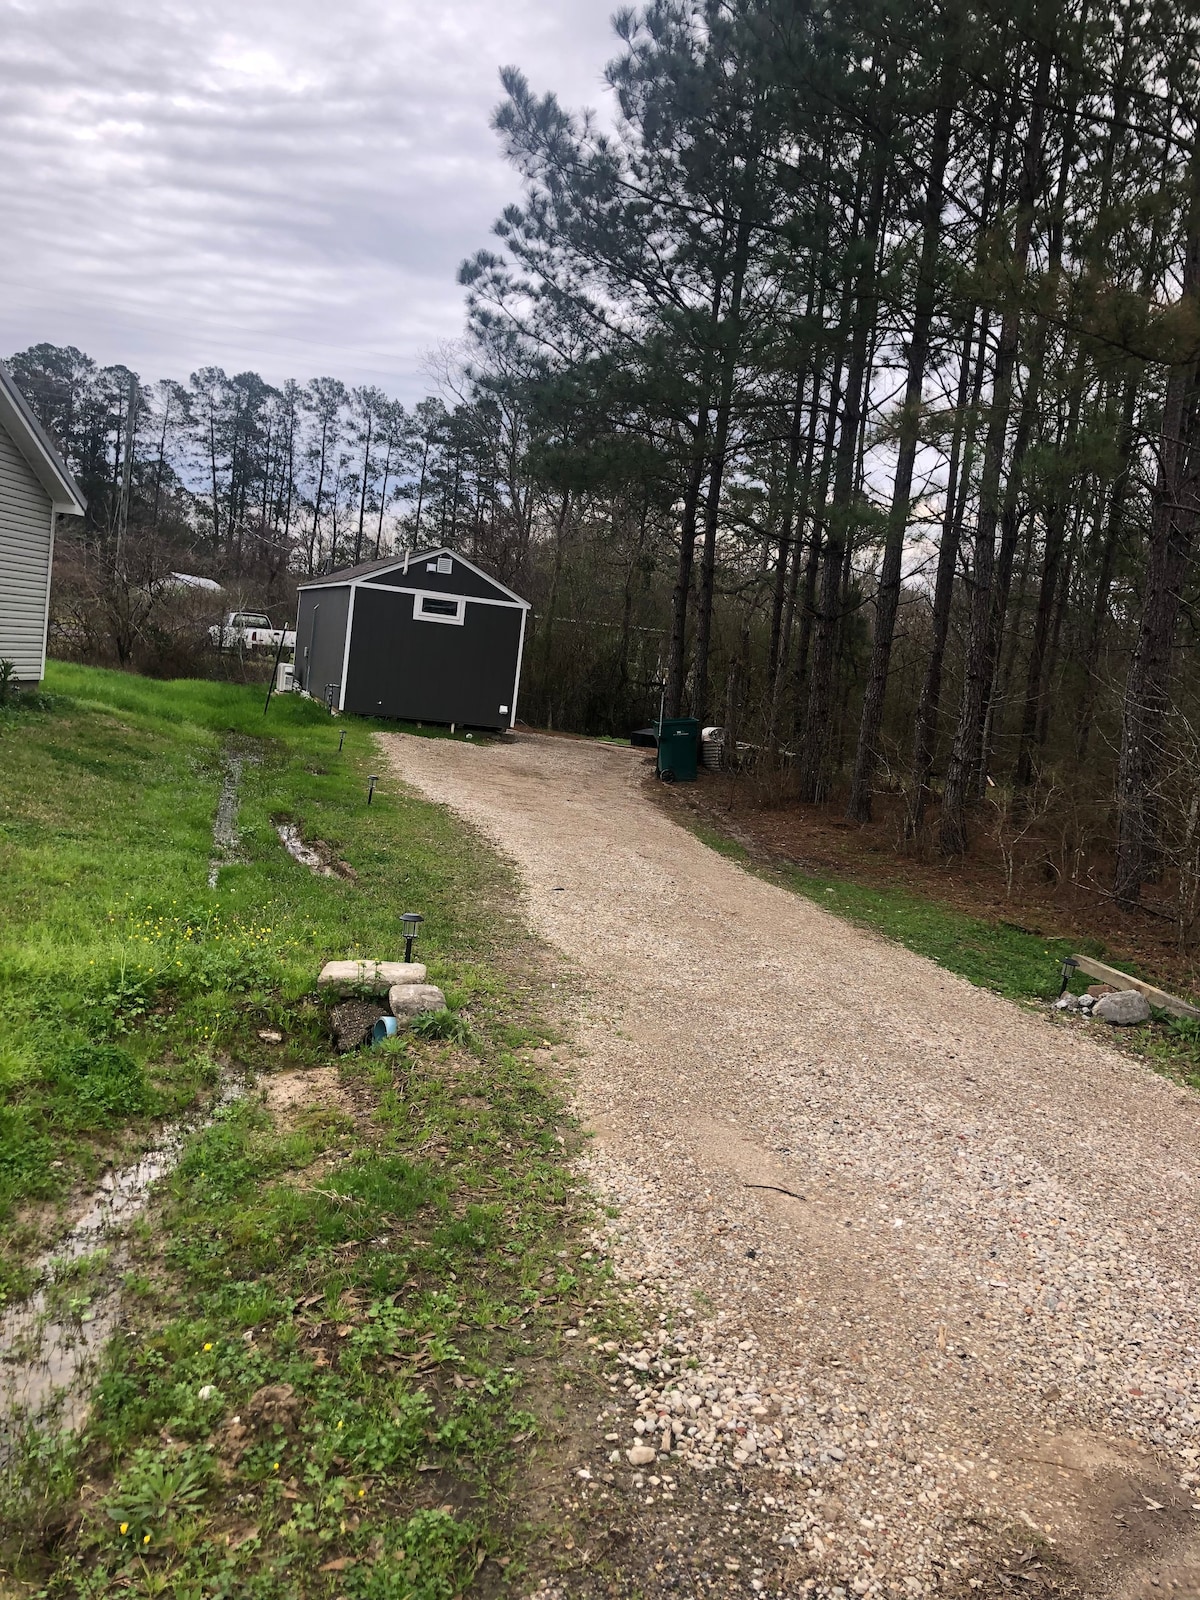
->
[402, 912, 424, 963]
[367, 775, 378, 805]
[1059, 955, 1079, 997]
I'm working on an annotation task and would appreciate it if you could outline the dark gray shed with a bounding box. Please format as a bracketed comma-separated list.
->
[294, 548, 530, 731]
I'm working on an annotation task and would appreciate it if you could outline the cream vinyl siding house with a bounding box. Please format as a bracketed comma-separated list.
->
[0, 362, 86, 682]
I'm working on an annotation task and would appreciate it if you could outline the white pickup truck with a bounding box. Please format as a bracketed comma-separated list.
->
[209, 611, 296, 651]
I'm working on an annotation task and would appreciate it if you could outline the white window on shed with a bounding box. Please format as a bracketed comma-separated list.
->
[413, 593, 465, 625]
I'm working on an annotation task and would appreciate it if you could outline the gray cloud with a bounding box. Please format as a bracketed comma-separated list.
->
[0, 0, 617, 398]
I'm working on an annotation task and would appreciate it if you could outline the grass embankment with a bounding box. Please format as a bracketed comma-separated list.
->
[0, 664, 592, 1597]
[689, 820, 1200, 1088]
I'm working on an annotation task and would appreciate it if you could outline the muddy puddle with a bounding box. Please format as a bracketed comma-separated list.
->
[208, 741, 261, 888]
[276, 820, 335, 875]
[276, 820, 354, 879]
[0, 1077, 244, 1445]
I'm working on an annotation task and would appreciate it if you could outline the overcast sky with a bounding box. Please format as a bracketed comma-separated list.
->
[0, 0, 618, 401]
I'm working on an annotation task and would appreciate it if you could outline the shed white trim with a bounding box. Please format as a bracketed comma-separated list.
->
[338, 584, 357, 711]
[510, 604, 528, 729]
[299, 579, 522, 611]
[297, 547, 530, 608]
[371, 583, 520, 610]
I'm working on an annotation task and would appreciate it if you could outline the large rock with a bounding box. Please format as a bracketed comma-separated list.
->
[318, 960, 426, 995]
[1092, 989, 1152, 1026]
[389, 983, 447, 1019]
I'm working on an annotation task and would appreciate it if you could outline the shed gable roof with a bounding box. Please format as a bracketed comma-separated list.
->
[297, 548, 528, 608]
[0, 363, 86, 516]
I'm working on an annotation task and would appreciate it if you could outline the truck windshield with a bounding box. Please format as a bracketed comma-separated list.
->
[238, 614, 271, 627]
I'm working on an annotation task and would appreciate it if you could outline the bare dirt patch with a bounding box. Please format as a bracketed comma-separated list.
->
[261, 1065, 349, 1121]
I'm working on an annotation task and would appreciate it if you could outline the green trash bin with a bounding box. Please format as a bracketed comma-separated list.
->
[657, 717, 701, 782]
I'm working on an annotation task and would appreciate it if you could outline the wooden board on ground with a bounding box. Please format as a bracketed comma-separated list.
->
[1070, 955, 1200, 1021]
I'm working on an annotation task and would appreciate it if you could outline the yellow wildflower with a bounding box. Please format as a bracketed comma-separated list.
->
[143, 1533, 152, 1545]
[120, 1522, 129, 1534]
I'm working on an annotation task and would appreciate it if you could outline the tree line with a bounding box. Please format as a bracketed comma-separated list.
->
[460, 0, 1200, 926]
[3, 346, 515, 584]
[9, 0, 1200, 934]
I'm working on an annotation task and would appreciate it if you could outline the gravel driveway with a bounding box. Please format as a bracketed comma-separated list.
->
[381, 730, 1200, 1598]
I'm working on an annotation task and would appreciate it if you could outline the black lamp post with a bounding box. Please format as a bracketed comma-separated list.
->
[1059, 955, 1079, 997]
[402, 912, 424, 963]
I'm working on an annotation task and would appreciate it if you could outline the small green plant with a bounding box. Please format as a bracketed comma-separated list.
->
[332, 1153, 441, 1217]
[345, 1509, 480, 1600]
[47, 1042, 159, 1127]
[104, 1448, 212, 1545]
[411, 1008, 473, 1045]
[0, 1107, 58, 1206]
[0, 660, 16, 706]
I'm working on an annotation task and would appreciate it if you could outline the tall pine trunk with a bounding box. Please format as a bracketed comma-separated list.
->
[692, 148, 759, 721]
[799, 137, 887, 803]
[906, 310, 985, 837]
[939, 52, 1049, 854]
[664, 413, 710, 717]
[1014, 359, 1086, 788]
[847, 81, 953, 822]
[1114, 149, 1200, 906]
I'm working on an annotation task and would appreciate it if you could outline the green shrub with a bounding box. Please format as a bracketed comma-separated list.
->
[103, 1447, 213, 1545]
[333, 1390, 433, 1473]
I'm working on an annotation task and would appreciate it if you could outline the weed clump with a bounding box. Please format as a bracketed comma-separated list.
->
[48, 1042, 160, 1127]
[411, 1007, 473, 1045]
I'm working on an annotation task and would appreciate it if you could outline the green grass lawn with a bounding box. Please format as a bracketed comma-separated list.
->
[0, 664, 594, 1597]
[0, 666, 502, 1254]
